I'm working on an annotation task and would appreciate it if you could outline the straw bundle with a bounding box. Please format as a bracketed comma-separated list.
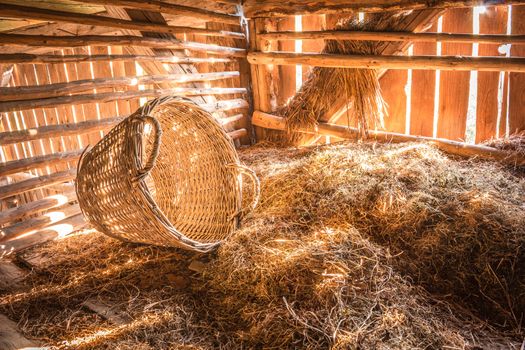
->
[279, 13, 415, 144]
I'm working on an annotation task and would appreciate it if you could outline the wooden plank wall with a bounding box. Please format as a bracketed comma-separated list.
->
[259, 4, 524, 143]
[0, 1, 251, 255]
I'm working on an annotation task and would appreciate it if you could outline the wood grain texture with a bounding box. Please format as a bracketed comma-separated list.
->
[509, 5, 525, 134]
[437, 8, 473, 141]
[410, 22, 437, 137]
[277, 16, 296, 106]
[243, 0, 520, 17]
[476, 6, 508, 142]
[381, 69, 407, 133]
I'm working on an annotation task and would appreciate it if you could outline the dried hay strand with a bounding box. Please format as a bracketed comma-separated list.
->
[484, 131, 525, 158]
[0, 142, 523, 349]
[0, 226, 518, 349]
[279, 13, 413, 144]
[241, 142, 525, 335]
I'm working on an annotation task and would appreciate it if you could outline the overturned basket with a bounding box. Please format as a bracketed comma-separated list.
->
[75, 96, 259, 252]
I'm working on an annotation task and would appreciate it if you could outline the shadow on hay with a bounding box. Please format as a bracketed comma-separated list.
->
[0, 141, 523, 349]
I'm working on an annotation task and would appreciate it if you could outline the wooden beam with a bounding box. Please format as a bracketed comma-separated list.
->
[259, 30, 525, 44]
[1, 214, 86, 257]
[220, 113, 245, 126]
[0, 34, 246, 57]
[252, 111, 525, 166]
[0, 149, 84, 177]
[0, 53, 233, 65]
[72, 0, 241, 25]
[243, 0, 521, 17]
[0, 191, 76, 226]
[247, 52, 525, 72]
[227, 128, 248, 140]
[0, 314, 39, 350]
[0, 72, 240, 101]
[1, 4, 244, 39]
[0, 169, 76, 200]
[0, 87, 247, 112]
[0, 117, 123, 144]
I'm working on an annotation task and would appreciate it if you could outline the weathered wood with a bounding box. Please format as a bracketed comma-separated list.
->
[227, 128, 248, 140]
[0, 117, 123, 145]
[509, 5, 525, 134]
[201, 98, 249, 112]
[1, 204, 81, 243]
[0, 71, 240, 101]
[0, 34, 246, 57]
[1, 4, 244, 39]
[381, 69, 407, 134]
[73, 0, 240, 25]
[476, 6, 508, 143]
[0, 87, 247, 112]
[0, 169, 76, 200]
[0, 149, 83, 177]
[252, 111, 525, 166]
[259, 30, 525, 44]
[0, 53, 233, 65]
[0, 314, 38, 350]
[243, 0, 521, 17]
[0, 191, 76, 226]
[82, 298, 131, 325]
[436, 8, 473, 141]
[410, 22, 437, 137]
[0, 262, 26, 290]
[1, 214, 86, 257]
[276, 16, 296, 106]
[247, 51, 525, 72]
[220, 113, 245, 126]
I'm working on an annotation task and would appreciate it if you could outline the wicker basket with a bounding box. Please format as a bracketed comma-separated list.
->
[75, 96, 259, 252]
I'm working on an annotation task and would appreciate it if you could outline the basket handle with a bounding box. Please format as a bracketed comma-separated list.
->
[229, 164, 260, 218]
[134, 115, 162, 182]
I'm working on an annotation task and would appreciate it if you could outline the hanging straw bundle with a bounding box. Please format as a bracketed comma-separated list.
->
[280, 12, 416, 144]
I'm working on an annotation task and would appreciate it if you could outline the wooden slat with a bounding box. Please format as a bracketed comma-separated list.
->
[0, 53, 233, 64]
[0, 87, 247, 112]
[243, 0, 520, 17]
[0, 169, 76, 200]
[476, 6, 508, 143]
[437, 8, 473, 141]
[302, 15, 325, 81]
[0, 314, 38, 350]
[0, 117, 123, 145]
[410, 22, 437, 137]
[0, 191, 76, 226]
[1, 204, 81, 243]
[0, 0, 104, 13]
[259, 30, 525, 44]
[247, 51, 525, 71]
[277, 17, 296, 106]
[73, 0, 241, 25]
[0, 34, 246, 57]
[508, 5, 525, 134]
[1, 4, 244, 39]
[0, 214, 86, 257]
[0, 71, 240, 101]
[0, 149, 84, 177]
[381, 69, 407, 133]
[0, 262, 26, 290]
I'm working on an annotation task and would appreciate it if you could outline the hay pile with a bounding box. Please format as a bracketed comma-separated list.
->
[1, 141, 524, 349]
[242, 142, 525, 334]
[484, 131, 525, 158]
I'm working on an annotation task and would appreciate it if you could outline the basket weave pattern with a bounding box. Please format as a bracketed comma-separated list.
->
[76, 96, 258, 252]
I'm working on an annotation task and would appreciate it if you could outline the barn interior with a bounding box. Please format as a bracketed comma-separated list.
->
[0, 0, 524, 349]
